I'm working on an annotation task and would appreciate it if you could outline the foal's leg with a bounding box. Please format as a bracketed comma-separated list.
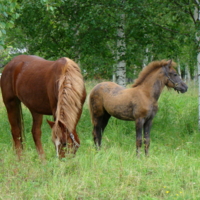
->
[92, 121, 102, 148]
[92, 112, 110, 148]
[135, 118, 145, 157]
[5, 99, 23, 159]
[143, 119, 152, 156]
[30, 111, 45, 159]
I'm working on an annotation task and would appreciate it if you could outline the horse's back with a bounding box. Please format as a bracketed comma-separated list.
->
[1, 55, 55, 85]
[89, 81, 147, 121]
[90, 81, 124, 94]
[1, 55, 67, 114]
[89, 82, 125, 117]
[90, 82, 115, 104]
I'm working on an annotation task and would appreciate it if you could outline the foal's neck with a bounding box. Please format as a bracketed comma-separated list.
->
[151, 79, 165, 101]
[140, 72, 165, 102]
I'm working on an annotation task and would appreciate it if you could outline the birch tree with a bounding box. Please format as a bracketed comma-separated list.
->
[116, 13, 126, 87]
[3, 0, 198, 83]
[194, 2, 200, 128]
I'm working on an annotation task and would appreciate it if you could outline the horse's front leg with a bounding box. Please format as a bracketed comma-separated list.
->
[30, 111, 45, 160]
[143, 118, 152, 156]
[135, 118, 145, 157]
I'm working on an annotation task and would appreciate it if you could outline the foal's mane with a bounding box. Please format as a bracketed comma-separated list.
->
[56, 58, 85, 133]
[132, 60, 176, 87]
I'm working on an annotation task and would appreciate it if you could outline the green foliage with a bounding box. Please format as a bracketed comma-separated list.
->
[0, 48, 11, 68]
[0, 81, 199, 199]
[1, 0, 198, 79]
[0, 0, 199, 79]
[0, 0, 19, 49]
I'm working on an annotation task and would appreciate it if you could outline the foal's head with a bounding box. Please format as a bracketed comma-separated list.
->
[162, 60, 188, 93]
[47, 120, 80, 158]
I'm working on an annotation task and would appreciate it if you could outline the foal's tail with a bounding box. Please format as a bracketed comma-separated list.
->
[56, 58, 86, 133]
[88, 91, 94, 125]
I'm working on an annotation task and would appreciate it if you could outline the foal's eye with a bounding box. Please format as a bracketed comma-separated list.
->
[174, 73, 177, 76]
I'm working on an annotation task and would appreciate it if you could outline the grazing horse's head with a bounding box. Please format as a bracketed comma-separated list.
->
[162, 60, 188, 93]
[47, 120, 80, 158]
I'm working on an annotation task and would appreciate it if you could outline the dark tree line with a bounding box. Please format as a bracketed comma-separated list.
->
[1, 0, 199, 81]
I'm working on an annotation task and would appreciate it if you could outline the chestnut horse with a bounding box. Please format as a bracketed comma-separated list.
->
[89, 60, 188, 156]
[1, 55, 86, 159]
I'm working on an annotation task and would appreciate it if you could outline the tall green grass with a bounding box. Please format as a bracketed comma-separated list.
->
[0, 81, 199, 200]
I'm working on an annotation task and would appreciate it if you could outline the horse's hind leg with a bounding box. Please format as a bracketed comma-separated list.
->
[30, 111, 45, 159]
[143, 118, 152, 156]
[92, 121, 102, 148]
[5, 99, 23, 159]
[92, 112, 110, 148]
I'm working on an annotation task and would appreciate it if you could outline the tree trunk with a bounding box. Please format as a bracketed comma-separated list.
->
[184, 64, 191, 82]
[142, 48, 149, 68]
[194, 4, 200, 129]
[177, 58, 182, 77]
[116, 14, 126, 87]
[197, 53, 200, 129]
[112, 64, 116, 82]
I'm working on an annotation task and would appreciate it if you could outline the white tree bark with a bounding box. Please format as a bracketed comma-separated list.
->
[194, 3, 200, 128]
[112, 64, 116, 82]
[185, 64, 191, 82]
[177, 58, 182, 77]
[116, 14, 126, 87]
[197, 53, 200, 129]
[142, 48, 149, 68]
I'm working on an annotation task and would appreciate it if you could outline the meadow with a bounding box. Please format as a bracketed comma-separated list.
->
[0, 80, 199, 200]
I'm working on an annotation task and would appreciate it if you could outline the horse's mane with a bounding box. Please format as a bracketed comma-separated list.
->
[55, 58, 85, 133]
[132, 60, 176, 87]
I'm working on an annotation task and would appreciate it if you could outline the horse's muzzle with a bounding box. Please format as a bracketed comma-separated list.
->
[174, 82, 188, 93]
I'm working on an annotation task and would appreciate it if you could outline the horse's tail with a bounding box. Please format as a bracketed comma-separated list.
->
[19, 102, 25, 146]
[88, 91, 94, 125]
[56, 58, 86, 133]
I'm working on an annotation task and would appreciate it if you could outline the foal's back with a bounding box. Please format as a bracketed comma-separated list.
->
[89, 81, 148, 121]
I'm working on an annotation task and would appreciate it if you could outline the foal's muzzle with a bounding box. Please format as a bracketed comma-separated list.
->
[174, 82, 188, 93]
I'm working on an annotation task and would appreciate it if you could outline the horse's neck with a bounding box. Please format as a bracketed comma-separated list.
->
[140, 75, 165, 101]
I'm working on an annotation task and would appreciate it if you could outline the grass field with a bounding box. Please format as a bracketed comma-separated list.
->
[0, 81, 199, 200]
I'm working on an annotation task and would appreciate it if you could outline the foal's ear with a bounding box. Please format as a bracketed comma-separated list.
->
[163, 60, 172, 73]
[47, 120, 55, 128]
[166, 59, 172, 68]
